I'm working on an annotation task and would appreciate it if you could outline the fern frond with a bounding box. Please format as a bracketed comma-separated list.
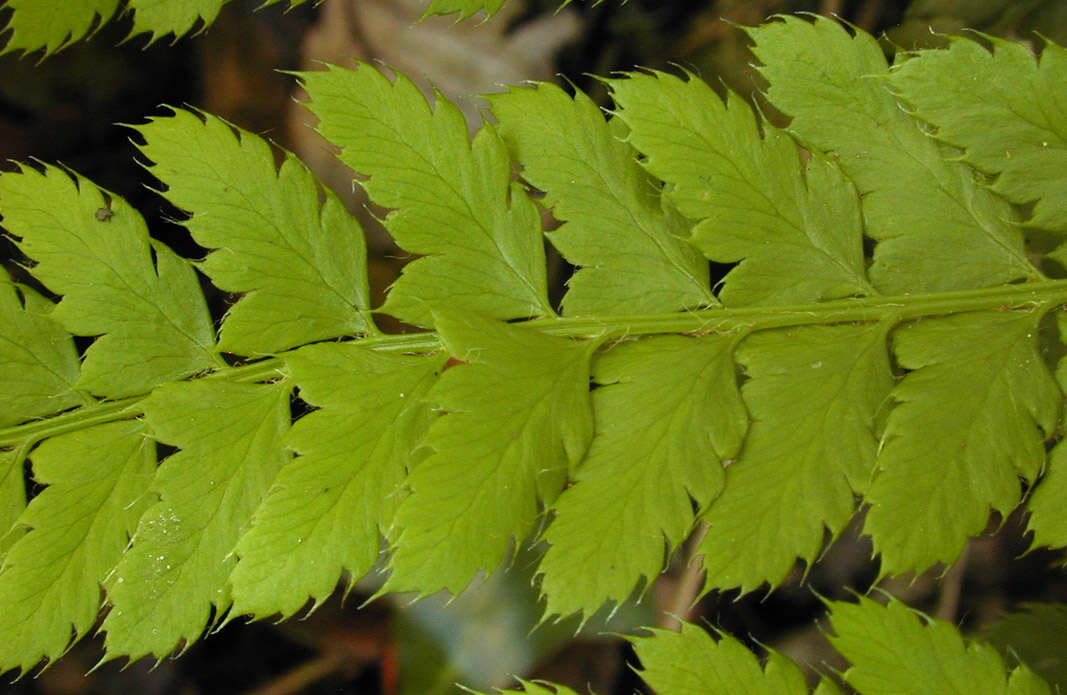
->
[419, 0, 511, 21]
[0, 165, 217, 397]
[3, 16, 1067, 679]
[1023, 314, 1067, 555]
[0, 267, 80, 427]
[230, 344, 445, 620]
[0, 421, 154, 674]
[829, 596, 1052, 695]
[0, 0, 559, 58]
[479, 599, 1060, 694]
[539, 334, 746, 619]
[888, 34, 1067, 234]
[747, 15, 1041, 293]
[101, 380, 290, 662]
[698, 322, 893, 593]
[605, 69, 873, 305]
[632, 620, 817, 694]
[486, 83, 716, 315]
[299, 64, 553, 328]
[135, 107, 374, 355]
[985, 603, 1067, 690]
[125, 0, 231, 44]
[468, 679, 582, 695]
[612, 598, 1051, 694]
[0, 0, 121, 57]
[384, 312, 598, 597]
[865, 310, 1059, 574]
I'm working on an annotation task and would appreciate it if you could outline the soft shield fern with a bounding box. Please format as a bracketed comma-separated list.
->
[1, 12, 1067, 690]
[0, 0, 523, 57]
[474, 598, 1055, 695]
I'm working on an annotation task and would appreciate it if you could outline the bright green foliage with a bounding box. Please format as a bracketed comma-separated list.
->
[985, 603, 1067, 690]
[0, 450, 23, 557]
[0, 269, 80, 557]
[1028, 410, 1067, 552]
[102, 380, 290, 661]
[538, 334, 746, 619]
[0, 268, 80, 427]
[748, 16, 1041, 294]
[606, 69, 873, 305]
[470, 680, 581, 695]
[0, 421, 155, 674]
[1025, 315, 1067, 553]
[3, 13, 1067, 689]
[134, 108, 374, 355]
[230, 344, 445, 620]
[889, 34, 1067, 233]
[385, 312, 598, 597]
[298, 64, 553, 328]
[0, 165, 217, 397]
[864, 309, 1060, 573]
[486, 83, 715, 315]
[125, 0, 229, 44]
[699, 322, 893, 593]
[619, 598, 1053, 695]
[830, 596, 1052, 695]
[0, 0, 516, 58]
[632, 621, 816, 694]
[420, 0, 509, 20]
[0, 0, 120, 56]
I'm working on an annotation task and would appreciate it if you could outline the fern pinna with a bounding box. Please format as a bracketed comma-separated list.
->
[1, 13, 1066, 692]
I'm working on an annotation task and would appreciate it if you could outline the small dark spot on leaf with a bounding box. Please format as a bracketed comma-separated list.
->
[95, 207, 113, 222]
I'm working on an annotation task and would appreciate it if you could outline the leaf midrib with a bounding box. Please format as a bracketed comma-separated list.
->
[4, 278, 1067, 450]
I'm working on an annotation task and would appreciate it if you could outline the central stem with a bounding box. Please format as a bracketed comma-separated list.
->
[4, 279, 1067, 449]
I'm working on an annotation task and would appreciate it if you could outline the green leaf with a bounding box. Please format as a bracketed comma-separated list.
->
[230, 344, 445, 620]
[889, 35, 1067, 233]
[538, 334, 746, 620]
[126, 0, 228, 44]
[385, 312, 597, 597]
[1028, 314, 1067, 553]
[420, 0, 510, 20]
[0, 450, 24, 559]
[699, 322, 893, 593]
[985, 603, 1067, 691]
[632, 621, 810, 694]
[486, 82, 715, 315]
[828, 596, 1052, 695]
[0, 0, 120, 56]
[466, 680, 581, 695]
[0, 421, 155, 675]
[299, 63, 553, 328]
[135, 108, 374, 355]
[865, 309, 1060, 576]
[0, 267, 81, 427]
[102, 381, 289, 662]
[1028, 442, 1067, 552]
[0, 0, 318, 57]
[1008, 670, 1059, 695]
[747, 15, 1041, 293]
[605, 69, 873, 305]
[0, 165, 217, 397]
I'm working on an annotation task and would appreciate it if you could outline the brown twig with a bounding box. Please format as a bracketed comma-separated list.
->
[660, 523, 710, 630]
[244, 650, 348, 695]
[819, 0, 844, 18]
[933, 542, 970, 624]
[854, 0, 887, 33]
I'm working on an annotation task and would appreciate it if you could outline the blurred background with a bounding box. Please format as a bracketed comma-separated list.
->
[1, 1, 1066, 693]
